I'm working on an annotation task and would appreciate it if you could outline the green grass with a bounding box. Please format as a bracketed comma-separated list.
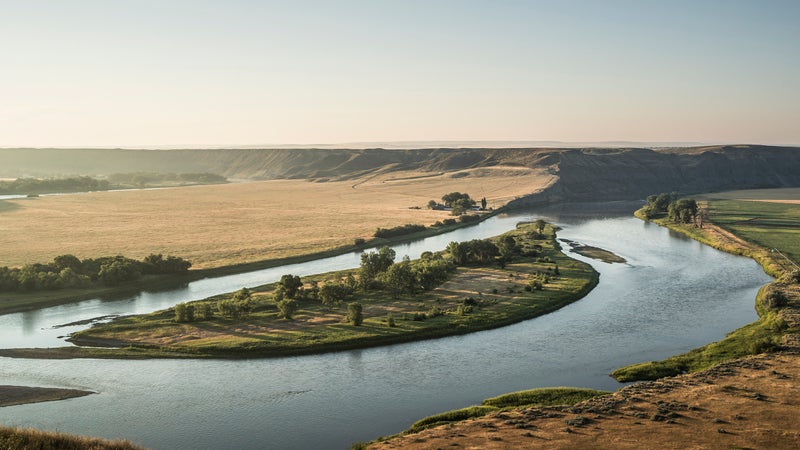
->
[406, 406, 499, 433]
[482, 387, 609, 408]
[389, 387, 609, 437]
[706, 199, 800, 268]
[18, 222, 599, 360]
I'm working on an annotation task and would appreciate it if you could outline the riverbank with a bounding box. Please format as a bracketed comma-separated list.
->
[0, 210, 500, 317]
[367, 349, 800, 449]
[0, 424, 144, 450]
[1, 222, 599, 360]
[612, 202, 800, 381]
[0, 385, 94, 407]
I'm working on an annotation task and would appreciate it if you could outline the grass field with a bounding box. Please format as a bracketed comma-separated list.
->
[702, 199, 800, 267]
[0, 168, 552, 269]
[21, 223, 598, 359]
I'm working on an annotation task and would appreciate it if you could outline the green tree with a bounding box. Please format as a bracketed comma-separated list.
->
[277, 299, 298, 319]
[481, 197, 487, 210]
[347, 302, 364, 326]
[278, 275, 303, 299]
[175, 303, 188, 322]
[447, 241, 469, 265]
[359, 246, 396, 290]
[382, 258, 416, 299]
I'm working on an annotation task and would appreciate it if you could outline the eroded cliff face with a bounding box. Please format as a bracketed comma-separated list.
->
[509, 145, 800, 206]
[2, 145, 799, 202]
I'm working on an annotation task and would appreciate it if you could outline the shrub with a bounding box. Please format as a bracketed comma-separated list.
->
[386, 313, 396, 327]
[354, 238, 366, 246]
[347, 302, 363, 326]
[762, 290, 788, 310]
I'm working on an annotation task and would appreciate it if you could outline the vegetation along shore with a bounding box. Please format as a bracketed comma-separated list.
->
[0, 221, 599, 359]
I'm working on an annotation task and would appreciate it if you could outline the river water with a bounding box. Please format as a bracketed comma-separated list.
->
[0, 203, 772, 449]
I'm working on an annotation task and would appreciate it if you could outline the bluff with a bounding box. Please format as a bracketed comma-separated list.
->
[2, 145, 799, 202]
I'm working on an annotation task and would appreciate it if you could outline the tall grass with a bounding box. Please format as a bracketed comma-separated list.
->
[0, 425, 144, 450]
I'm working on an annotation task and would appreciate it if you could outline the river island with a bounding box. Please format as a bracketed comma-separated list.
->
[0, 222, 599, 360]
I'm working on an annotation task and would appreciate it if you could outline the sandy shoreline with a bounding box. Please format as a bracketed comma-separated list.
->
[0, 385, 94, 407]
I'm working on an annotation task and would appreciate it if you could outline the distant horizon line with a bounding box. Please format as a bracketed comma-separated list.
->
[4, 140, 797, 150]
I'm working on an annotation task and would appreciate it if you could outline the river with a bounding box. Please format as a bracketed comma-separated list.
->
[0, 203, 772, 449]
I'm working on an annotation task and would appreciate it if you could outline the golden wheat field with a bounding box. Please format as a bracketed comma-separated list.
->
[0, 167, 553, 268]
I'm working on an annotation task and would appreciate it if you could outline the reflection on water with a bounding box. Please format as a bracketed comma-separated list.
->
[0, 204, 773, 450]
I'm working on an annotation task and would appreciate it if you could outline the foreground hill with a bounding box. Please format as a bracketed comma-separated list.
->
[370, 350, 800, 449]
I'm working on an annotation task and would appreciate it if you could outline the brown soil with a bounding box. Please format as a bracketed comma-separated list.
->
[372, 350, 800, 449]
[0, 385, 93, 407]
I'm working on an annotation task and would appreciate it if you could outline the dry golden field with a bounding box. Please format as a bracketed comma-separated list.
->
[0, 167, 553, 268]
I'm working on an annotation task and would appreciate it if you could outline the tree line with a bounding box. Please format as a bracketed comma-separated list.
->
[0, 176, 111, 195]
[0, 173, 227, 195]
[641, 192, 700, 225]
[0, 253, 192, 292]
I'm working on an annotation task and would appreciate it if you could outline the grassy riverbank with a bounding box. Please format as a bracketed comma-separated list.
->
[0, 425, 143, 450]
[614, 197, 800, 381]
[3, 222, 598, 360]
[0, 210, 498, 316]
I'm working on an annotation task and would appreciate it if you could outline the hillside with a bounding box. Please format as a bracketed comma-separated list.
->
[2, 146, 800, 203]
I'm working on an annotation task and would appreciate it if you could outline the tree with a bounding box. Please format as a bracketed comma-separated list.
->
[359, 246, 396, 289]
[53, 254, 81, 272]
[497, 235, 517, 259]
[347, 302, 364, 326]
[382, 258, 416, 299]
[278, 274, 303, 299]
[277, 299, 298, 319]
[427, 199, 438, 209]
[667, 198, 698, 224]
[534, 219, 546, 234]
[175, 303, 188, 322]
[319, 281, 353, 307]
[447, 241, 469, 265]
[481, 197, 487, 210]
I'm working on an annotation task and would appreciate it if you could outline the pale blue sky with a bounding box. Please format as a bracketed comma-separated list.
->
[1, 0, 798, 147]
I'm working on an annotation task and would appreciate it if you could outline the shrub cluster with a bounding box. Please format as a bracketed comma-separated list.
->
[0, 176, 111, 195]
[374, 223, 427, 239]
[0, 253, 192, 292]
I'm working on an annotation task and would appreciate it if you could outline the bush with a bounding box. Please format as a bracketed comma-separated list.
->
[347, 302, 363, 326]
[354, 238, 366, 246]
[763, 290, 788, 310]
[386, 313, 396, 327]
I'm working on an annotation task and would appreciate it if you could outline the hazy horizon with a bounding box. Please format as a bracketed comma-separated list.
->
[1, 0, 799, 147]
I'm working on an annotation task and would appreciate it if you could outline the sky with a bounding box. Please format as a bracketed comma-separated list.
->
[1, 0, 798, 148]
